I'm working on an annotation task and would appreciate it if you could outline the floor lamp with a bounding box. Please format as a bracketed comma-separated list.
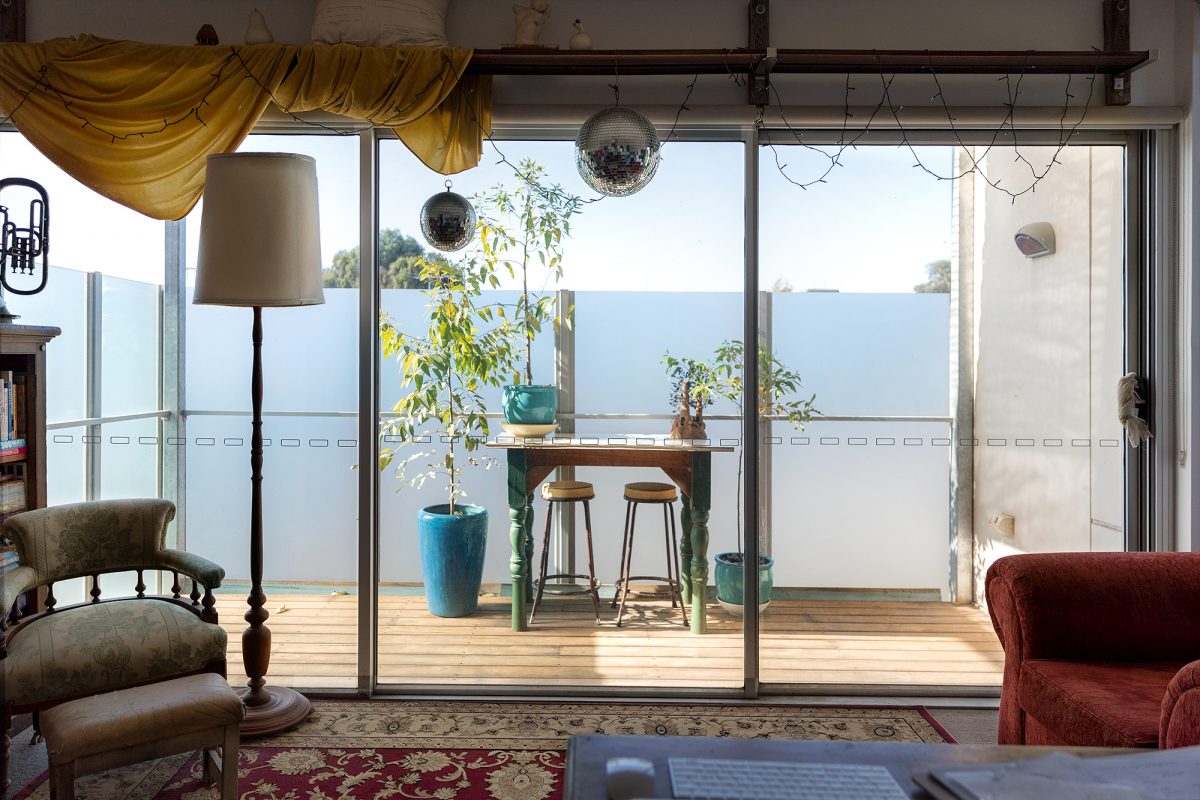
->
[193, 152, 324, 735]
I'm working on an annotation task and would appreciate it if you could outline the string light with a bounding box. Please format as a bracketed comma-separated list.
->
[1, 47, 1099, 204]
[756, 49, 1100, 201]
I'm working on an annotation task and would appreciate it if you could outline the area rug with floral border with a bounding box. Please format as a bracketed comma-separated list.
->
[10, 700, 954, 800]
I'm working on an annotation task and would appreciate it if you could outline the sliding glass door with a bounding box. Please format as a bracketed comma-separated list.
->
[755, 134, 1129, 692]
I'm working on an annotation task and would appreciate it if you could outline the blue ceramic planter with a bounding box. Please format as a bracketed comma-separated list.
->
[714, 551, 774, 616]
[503, 384, 557, 425]
[418, 504, 488, 617]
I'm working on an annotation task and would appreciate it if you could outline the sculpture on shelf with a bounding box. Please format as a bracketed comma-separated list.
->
[245, 9, 274, 44]
[195, 24, 219, 45]
[513, 0, 550, 46]
[569, 19, 592, 50]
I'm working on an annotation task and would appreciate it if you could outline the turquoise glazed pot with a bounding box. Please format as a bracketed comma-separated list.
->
[503, 384, 557, 425]
[714, 552, 774, 616]
[418, 504, 488, 617]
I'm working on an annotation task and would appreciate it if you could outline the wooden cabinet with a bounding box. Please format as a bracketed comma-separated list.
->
[0, 324, 60, 599]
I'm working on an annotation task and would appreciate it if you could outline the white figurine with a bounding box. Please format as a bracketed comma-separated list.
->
[244, 8, 274, 44]
[569, 19, 592, 50]
[513, 0, 551, 46]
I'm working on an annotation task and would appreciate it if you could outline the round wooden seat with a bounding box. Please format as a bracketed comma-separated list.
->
[541, 480, 595, 501]
[623, 481, 677, 502]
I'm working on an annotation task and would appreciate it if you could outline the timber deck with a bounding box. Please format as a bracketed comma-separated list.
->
[214, 593, 1003, 691]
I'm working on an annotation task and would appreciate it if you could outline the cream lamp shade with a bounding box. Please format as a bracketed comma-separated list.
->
[193, 152, 325, 307]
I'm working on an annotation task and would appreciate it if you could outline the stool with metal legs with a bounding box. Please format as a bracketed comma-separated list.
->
[529, 480, 602, 624]
[613, 481, 688, 627]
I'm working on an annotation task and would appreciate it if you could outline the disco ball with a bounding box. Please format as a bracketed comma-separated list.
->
[420, 182, 476, 251]
[575, 106, 660, 197]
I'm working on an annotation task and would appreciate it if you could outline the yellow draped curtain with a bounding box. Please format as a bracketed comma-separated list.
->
[0, 36, 492, 220]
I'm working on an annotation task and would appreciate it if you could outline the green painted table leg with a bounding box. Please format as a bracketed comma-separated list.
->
[689, 509, 710, 634]
[507, 450, 530, 631]
[689, 453, 711, 634]
[524, 497, 535, 603]
[679, 496, 693, 605]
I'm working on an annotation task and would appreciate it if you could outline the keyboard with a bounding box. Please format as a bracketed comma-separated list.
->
[668, 757, 909, 800]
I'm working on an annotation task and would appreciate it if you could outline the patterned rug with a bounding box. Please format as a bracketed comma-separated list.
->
[10, 700, 953, 800]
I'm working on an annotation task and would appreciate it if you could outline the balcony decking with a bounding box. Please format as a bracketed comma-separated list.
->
[215, 592, 1003, 691]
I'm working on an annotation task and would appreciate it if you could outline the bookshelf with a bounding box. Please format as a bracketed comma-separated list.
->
[0, 324, 60, 578]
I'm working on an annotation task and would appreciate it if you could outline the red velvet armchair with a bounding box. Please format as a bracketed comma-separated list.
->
[986, 552, 1200, 749]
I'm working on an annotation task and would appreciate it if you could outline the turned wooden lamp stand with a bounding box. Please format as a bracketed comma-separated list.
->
[192, 152, 323, 735]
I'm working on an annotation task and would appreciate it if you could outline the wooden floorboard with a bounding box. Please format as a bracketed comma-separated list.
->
[214, 594, 1003, 690]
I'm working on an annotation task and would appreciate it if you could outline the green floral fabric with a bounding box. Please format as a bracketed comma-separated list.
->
[4, 598, 227, 707]
[4, 499, 186, 585]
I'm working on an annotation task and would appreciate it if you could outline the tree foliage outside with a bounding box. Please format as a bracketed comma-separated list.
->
[476, 160, 581, 385]
[379, 254, 517, 512]
[324, 229, 448, 290]
[378, 160, 581, 509]
[913, 258, 951, 293]
[662, 340, 817, 555]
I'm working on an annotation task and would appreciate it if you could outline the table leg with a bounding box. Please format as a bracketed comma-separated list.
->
[689, 453, 711, 634]
[507, 450, 530, 631]
[678, 496, 693, 605]
[524, 497, 535, 603]
[689, 507, 710, 635]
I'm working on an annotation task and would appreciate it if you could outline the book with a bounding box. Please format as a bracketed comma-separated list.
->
[0, 371, 9, 441]
[11, 374, 24, 438]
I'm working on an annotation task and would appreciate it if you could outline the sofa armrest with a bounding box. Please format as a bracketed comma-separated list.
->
[1, 566, 35, 619]
[1161, 660, 1200, 748]
[986, 553, 1200, 663]
[156, 549, 225, 589]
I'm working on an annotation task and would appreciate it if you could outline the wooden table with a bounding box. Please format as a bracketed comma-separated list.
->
[487, 435, 734, 634]
[564, 733, 1134, 799]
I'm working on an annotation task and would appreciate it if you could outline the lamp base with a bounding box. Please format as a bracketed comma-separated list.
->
[237, 685, 313, 737]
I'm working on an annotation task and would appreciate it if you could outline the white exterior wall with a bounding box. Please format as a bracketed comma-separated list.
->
[972, 146, 1126, 590]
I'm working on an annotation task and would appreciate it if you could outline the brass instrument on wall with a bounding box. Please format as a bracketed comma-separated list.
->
[0, 177, 50, 323]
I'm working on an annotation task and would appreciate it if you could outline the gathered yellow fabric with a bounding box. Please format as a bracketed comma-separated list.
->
[0, 36, 491, 220]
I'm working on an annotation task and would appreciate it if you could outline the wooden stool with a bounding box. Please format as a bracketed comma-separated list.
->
[41, 673, 245, 800]
[530, 480, 602, 624]
[613, 481, 688, 627]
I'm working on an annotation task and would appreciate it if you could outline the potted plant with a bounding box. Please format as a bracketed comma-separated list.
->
[476, 160, 582, 429]
[662, 353, 710, 439]
[380, 255, 516, 617]
[666, 340, 817, 616]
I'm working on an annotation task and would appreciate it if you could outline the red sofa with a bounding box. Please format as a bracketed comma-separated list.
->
[986, 552, 1200, 749]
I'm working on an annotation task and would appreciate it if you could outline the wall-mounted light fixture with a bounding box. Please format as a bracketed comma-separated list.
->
[1014, 222, 1055, 258]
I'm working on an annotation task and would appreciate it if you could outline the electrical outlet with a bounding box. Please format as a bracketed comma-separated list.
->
[988, 512, 1015, 537]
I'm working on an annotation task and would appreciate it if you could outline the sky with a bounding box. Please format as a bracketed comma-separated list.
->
[0, 131, 953, 294]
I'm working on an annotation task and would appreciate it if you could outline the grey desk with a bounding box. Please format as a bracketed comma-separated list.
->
[564, 733, 1132, 799]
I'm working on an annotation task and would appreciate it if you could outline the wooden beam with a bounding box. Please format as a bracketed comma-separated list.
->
[464, 48, 1151, 77]
[748, 0, 770, 104]
[1103, 0, 1132, 105]
[0, 0, 25, 42]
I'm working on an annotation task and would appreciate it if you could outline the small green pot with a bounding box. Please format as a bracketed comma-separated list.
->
[503, 384, 557, 425]
[714, 551, 773, 616]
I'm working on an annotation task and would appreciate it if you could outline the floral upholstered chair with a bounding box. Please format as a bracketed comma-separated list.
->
[1, 499, 228, 750]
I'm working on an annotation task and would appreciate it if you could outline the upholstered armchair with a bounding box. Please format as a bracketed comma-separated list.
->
[986, 552, 1200, 749]
[2, 499, 228, 742]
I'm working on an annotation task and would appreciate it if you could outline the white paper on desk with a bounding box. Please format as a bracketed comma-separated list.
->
[932, 748, 1200, 800]
[937, 768, 1142, 800]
